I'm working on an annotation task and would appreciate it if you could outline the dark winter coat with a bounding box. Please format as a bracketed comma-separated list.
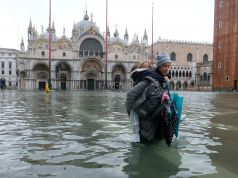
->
[125, 68, 177, 144]
[125, 68, 166, 114]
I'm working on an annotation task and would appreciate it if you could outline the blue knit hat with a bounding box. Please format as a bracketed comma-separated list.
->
[156, 53, 171, 67]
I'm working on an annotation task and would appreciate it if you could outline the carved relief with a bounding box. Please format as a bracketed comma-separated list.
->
[82, 60, 102, 72]
[87, 26, 96, 35]
[58, 41, 71, 49]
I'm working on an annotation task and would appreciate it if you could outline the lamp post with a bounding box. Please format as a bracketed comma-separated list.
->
[48, 0, 52, 89]
[151, 2, 154, 64]
[104, 0, 108, 89]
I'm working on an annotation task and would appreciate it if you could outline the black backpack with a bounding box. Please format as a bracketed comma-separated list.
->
[133, 76, 165, 121]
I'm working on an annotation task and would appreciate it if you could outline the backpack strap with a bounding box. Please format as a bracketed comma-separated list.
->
[142, 76, 160, 88]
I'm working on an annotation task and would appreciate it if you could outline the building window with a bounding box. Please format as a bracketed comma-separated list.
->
[225, 76, 229, 81]
[1, 71, 4, 75]
[9, 61, 12, 70]
[9, 53, 12, 56]
[9, 71, 12, 75]
[63, 52, 66, 57]
[218, 62, 221, 69]
[218, 20, 222, 28]
[203, 54, 208, 63]
[115, 54, 118, 59]
[41, 51, 45, 56]
[219, 0, 223, 7]
[187, 53, 193, 62]
[1, 61, 4, 68]
[218, 42, 222, 48]
[9, 81, 11, 86]
[170, 52, 176, 61]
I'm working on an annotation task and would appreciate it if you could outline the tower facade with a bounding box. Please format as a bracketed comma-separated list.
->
[213, 0, 238, 91]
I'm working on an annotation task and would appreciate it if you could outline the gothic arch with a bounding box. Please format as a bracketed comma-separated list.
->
[32, 63, 49, 79]
[203, 54, 208, 63]
[170, 52, 176, 61]
[79, 38, 104, 57]
[81, 59, 104, 73]
[55, 62, 72, 90]
[187, 53, 193, 62]
[111, 63, 127, 90]
[77, 35, 105, 56]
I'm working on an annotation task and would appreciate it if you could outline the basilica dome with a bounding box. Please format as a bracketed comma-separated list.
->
[109, 29, 126, 45]
[75, 11, 99, 34]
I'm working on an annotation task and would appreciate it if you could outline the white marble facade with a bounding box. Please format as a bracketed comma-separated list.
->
[0, 48, 20, 89]
[17, 11, 149, 90]
[16, 11, 213, 91]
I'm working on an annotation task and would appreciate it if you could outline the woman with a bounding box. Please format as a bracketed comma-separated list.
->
[129, 60, 152, 142]
[125, 53, 172, 143]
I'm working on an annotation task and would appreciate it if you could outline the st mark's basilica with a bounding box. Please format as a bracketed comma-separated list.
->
[17, 11, 149, 91]
[14, 11, 213, 91]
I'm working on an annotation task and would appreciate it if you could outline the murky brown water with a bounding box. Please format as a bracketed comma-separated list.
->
[0, 91, 237, 178]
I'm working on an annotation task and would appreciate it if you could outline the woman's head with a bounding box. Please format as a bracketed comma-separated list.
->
[138, 60, 152, 69]
[156, 53, 171, 75]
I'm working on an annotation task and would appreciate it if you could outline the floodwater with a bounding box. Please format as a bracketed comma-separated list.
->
[0, 90, 237, 178]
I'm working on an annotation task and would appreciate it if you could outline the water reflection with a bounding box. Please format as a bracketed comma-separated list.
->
[174, 92, 219, 177]
[0, 91, 238, 177]
[207, 93, 238, 177]
[123, 143, 181, 178]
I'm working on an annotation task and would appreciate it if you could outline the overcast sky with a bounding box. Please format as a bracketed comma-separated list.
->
[0, 0, 214, 50]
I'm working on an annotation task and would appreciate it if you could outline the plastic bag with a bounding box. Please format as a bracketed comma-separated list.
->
[129, 110, 140, 142]
[170, 92, 183, 137]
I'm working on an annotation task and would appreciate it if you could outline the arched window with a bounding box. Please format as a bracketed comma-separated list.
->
[186, 71, 189, 77]
[203, 72, 208, 81]
[79, 38, 103, 58]
[41, 51, 45, 57]
[172, 71, 175, 77]
[182, 71, 185, 77]
[203, 54, 208, 63]
[170, 52, 176, 61]
[187, 53, 193, 62]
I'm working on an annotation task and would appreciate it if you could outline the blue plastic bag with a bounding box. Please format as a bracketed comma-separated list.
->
[165, 81, 184, 137]
[170, 92, 183, 137]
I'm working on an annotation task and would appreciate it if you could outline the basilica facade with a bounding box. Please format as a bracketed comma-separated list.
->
[16, 11, 213, 91]
[17, 11, 148, 91]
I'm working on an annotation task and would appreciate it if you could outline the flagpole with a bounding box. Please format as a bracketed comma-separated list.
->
[105, 0, 108, 89]
[48, 0, 52, 89]
[151, 2, 154, 64]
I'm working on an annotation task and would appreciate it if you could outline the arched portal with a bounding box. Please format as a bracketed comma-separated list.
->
[56, 62, 71, 90]
[81, 59, 103, 90]
[32, 63, 49, 90]
[112, 64, 126, 90]
[86, 72, 97, 90]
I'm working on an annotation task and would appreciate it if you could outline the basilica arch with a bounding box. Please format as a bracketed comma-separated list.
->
[81, 59, 104, 90]
[111, 63, 127, 90]
[32, 63, 49, 90]
[55, 62, 72, 90]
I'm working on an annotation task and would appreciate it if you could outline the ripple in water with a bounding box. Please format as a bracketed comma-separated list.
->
[0, 91, 237, 178]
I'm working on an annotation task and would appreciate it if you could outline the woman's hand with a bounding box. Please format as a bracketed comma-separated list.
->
[164, 76, 170, 82]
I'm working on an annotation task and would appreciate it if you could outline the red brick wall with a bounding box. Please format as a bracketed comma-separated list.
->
[213, 0, 238, 91]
